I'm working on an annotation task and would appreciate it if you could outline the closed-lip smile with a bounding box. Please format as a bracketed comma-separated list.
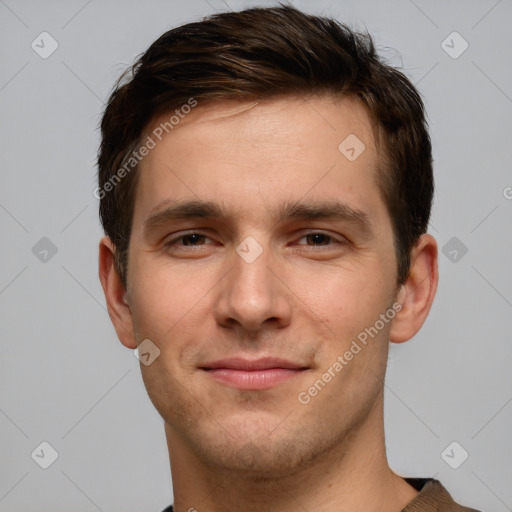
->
[200, 357, 309, 390]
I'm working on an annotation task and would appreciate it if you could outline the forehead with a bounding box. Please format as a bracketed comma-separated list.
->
[133, 94, 385, 228]
[144, 94, 378, 150]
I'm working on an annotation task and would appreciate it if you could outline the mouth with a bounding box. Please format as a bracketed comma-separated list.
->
[200, 357, 309, 390]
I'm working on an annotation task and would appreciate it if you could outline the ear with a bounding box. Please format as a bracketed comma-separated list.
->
[98, 236, 137, 349]
[389, 234, 438, 344]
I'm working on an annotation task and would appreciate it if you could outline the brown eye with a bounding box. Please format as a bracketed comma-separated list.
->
[297, 232, 343, 247]
[304, 233, 331, 246]
[165, 232, 211, 249]
[180, 234, 206, 246]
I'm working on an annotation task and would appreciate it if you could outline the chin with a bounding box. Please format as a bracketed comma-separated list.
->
[201, 436, 312, 477]
[186, 412, 336, 478]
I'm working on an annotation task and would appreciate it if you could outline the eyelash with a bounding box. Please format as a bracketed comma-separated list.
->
[164, 231, 345, 250]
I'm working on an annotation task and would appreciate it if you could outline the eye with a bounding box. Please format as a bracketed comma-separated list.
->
[163, 231, 346, 253]
[296, 232, 344, 248]
[165, 232, 212, 248]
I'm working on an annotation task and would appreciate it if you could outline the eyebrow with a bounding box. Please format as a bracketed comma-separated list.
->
[143, 198, 373, 237]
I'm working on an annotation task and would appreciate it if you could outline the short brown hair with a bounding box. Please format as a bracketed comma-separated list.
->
[97, 4, 433, 287]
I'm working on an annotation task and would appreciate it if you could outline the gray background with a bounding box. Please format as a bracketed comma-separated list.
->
[1, 0, 511, 510]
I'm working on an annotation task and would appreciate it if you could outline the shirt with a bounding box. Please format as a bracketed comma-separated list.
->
[161, 478, 481, 512]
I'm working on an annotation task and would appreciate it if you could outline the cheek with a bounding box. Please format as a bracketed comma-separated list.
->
[128, 260, 187, 340]
[130, 281, 168, 338]
[292, 259, 391, 330]
[128, 256, 216, 373]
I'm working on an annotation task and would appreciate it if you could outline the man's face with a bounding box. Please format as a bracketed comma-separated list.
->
[125, 95, 400, 474]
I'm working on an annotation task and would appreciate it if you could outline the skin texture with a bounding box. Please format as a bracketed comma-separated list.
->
[99, 94, 438, 512]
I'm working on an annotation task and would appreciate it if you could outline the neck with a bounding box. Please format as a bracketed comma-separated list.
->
[165, 394, 418, 512]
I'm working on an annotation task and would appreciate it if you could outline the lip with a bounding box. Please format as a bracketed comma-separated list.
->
[200, 357, 309, 390]
[202, 357, 306, 371]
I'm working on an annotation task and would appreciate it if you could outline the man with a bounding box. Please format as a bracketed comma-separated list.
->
[97, 5, 480, 511]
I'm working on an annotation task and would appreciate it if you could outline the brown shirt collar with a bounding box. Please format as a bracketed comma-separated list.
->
[402, 478, 481, 512]
[162, 478, 481, 512]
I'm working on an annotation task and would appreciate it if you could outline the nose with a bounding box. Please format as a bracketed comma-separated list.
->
[213, 241, 292, 334]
